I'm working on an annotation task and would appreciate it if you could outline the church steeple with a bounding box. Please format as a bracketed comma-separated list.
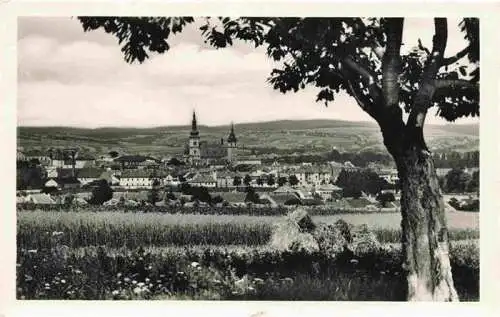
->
[188, 110, 201, 164]
[227, 122, 237, 143]
[191, 111, 199, 137]
[226, 122, 237, 163]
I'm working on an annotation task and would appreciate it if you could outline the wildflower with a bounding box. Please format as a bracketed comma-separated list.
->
[44, 283, 50, 287]
[112, 290, 119, 296]
[124, 277, 131, 282]
[137, 282, 145, 287]
[61, 279, 66, 284]
[74, 269, 82, 274]
[145, 278, 150, 283]
[52, 231, 64, 237]
[133, 287, 142, 294]
[191, 262, 199, 268]
[281, 277, 294, 284]
[117, 273, 122, 278]
[132, 280, 137, 285]
[27, 249, 38, 254]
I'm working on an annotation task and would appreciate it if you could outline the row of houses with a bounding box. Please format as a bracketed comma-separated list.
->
[19, 148, 97, 169]
[36, 161, 377, 191]
[18, 182, 346, 207]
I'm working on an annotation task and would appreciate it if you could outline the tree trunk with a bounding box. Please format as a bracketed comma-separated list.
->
[396, 146, 459, 301]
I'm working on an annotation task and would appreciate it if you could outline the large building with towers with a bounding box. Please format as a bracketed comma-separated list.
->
[185, 111, 238, 165]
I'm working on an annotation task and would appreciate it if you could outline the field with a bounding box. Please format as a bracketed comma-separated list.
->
[17, 211, 479, 249]
[16, 209, 480, 301]
[18, 119, 479, 156]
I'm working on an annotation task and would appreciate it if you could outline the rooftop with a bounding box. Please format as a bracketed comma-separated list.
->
[189, 173, 216, 184]
[115, 155, 157, 163]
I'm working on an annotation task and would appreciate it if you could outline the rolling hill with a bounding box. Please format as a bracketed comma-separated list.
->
[17, 120, 479, 157]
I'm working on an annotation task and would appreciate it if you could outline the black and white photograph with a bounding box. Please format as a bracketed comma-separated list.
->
[12, 12, 484, 304]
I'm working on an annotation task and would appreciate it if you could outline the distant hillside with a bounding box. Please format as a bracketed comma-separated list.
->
[17, 119, 479, 157]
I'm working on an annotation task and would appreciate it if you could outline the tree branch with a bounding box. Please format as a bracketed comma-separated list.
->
[382, 18, 404, 108]
[341, 56, 382, 101]
[407, 18, 448, 137]
[342, 56, 376, 85]
[371, 39, 385, 60]
[417, 38, 430, 55]
[337, 59, 381, 120]
[346, 78, 374, 115]
[434, 79, 478, 91]
[442, 47, 469, 66]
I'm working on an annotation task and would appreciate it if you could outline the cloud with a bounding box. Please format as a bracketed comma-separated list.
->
[18, 34, 273, 87]
[18, 17, 117, 46]
[17, 17, 478, 128]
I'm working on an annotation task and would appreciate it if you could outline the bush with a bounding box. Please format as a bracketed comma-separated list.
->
[376, 192, 395, 207]
[88, 180, 113, 205]
[16, 202, 403, 216]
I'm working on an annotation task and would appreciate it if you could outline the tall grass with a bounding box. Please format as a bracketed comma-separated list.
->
[17, 211, 273, 249]
[18, 211, 479, 249]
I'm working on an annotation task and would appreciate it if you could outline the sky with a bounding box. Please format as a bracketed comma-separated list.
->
[17, 17, 479, 128]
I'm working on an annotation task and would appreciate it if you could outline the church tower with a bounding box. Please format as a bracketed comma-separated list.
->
[226, 122, 237, 163]
[188, 111, 201, 164]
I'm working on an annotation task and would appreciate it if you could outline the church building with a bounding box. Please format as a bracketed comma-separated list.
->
[186, 111, 238, 165]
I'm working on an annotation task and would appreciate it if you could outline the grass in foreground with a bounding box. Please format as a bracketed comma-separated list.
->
[16, 241, 479, 301]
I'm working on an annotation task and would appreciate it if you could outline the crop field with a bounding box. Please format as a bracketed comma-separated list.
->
[16, 209, 480, 301]
[17, 211, 479, 249]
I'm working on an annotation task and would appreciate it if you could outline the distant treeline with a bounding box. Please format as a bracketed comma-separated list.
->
[262, 149, 479, 168]
[261, 150, 395, 167]
[432, 151, 479, 169]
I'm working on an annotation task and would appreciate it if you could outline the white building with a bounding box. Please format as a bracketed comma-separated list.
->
[119, 170, 155, 189]
[188, 173, 217, 188]
[293, 165, 335, 187]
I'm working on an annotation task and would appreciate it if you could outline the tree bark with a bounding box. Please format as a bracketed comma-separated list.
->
[337, 18, 461, 301]
[395, 145, 459, 301]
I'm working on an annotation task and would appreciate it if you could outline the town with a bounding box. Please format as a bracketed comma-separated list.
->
[16, 112, 479, 212]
